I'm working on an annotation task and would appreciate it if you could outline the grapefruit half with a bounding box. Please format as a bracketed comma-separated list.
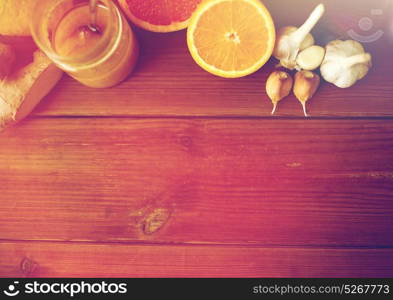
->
[118, 0, 202, 32]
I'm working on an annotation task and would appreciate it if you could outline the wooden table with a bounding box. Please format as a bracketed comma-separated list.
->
[1, 0, 393, 277]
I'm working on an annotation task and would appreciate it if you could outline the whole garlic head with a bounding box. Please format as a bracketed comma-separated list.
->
[320, 40, 372, 88]
[274, 26, 315, 69]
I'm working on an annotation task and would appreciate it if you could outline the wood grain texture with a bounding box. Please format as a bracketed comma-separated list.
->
[1, 0, 392, 278]
[1, 118, 392, 246]
[0, 241, 392, 278]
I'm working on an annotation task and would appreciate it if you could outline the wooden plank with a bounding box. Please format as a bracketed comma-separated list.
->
[1, 118, 392, 246]
[0, 241, 392, 277]
[2, 0, 393, 118]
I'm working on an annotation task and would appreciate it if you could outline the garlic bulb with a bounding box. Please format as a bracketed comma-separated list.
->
[273, 4, 325, 70]
[320, 40, 372, 88]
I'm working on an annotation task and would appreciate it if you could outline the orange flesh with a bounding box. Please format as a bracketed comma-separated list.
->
[192, 0, 271, 72]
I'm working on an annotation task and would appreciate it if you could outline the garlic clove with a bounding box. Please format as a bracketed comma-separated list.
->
[266, 71, 293, 115]
[294, 70, 320, 117]
[0, 50, 63, 130]
[296, 45, 325, 71]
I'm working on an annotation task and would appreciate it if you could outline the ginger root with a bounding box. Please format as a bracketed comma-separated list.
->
[0, 50, 63, 130]
[320, 40, 372, 88]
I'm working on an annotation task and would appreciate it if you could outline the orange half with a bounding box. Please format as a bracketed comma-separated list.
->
[187, 0, 275, 78]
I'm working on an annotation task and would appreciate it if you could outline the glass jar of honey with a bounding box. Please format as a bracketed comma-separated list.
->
[31, 0, 139, 88]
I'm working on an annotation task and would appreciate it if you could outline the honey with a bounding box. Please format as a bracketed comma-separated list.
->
[31, 0, 138, 88]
